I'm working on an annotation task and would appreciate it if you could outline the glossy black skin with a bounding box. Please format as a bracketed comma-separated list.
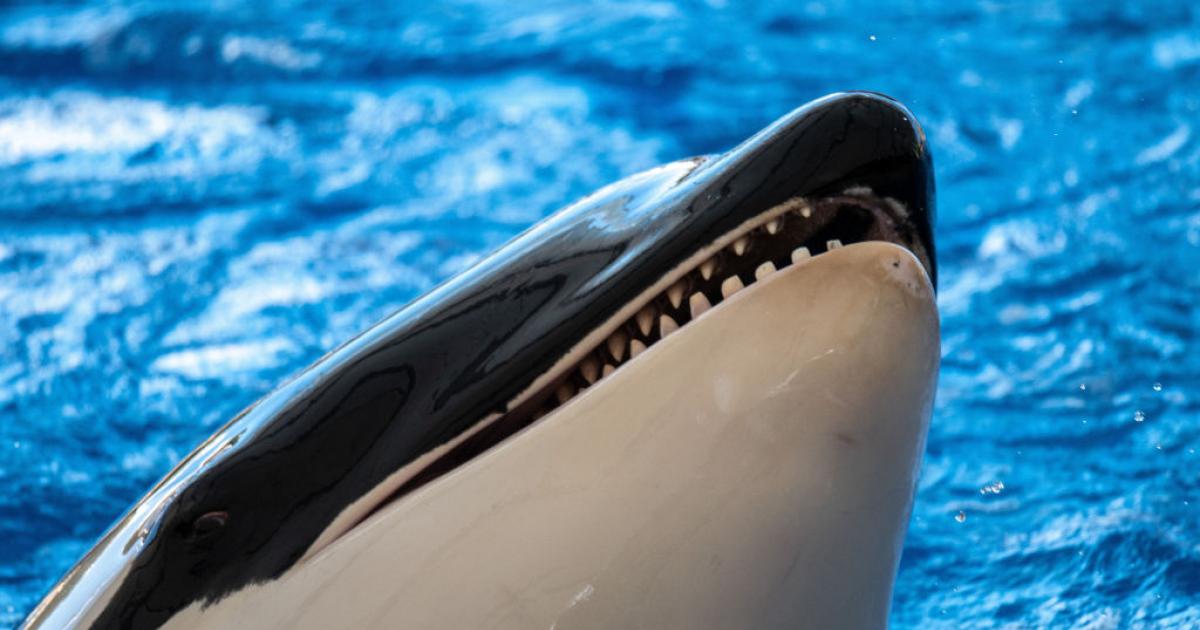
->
[30, 92, 935, 629]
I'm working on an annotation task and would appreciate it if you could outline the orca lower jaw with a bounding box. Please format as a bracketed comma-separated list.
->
[304, 189, 934, 554]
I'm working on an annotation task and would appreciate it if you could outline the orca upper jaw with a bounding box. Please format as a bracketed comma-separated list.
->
[292, 96, 936, 561]
[22, 92, 936, 630]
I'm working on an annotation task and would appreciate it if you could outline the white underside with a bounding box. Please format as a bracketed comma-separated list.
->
[167, 241, 940, 630]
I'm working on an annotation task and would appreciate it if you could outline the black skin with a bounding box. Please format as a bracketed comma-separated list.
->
[33, 92, 935, 629]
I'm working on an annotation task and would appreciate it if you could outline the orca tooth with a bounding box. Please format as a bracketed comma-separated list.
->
[666, 280, 686, 309]
[732, 236, 750, 256]
[699, 259, 717, 280]
[607, 331, 628, 362]
[636, 306, 656, 336]
[689, 292, 711, 318]
[827, 239, 843, 250]
[755, 262, 776, 280]
[580, 358, 600, 384]
[792, 247, 811, 263]
[555, 383, 576, 404]
[629, 339, 647, 358]
[721, 275, 744, 298]
[659, 315, 678, 337]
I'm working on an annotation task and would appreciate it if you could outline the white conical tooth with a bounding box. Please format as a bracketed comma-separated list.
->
[765, 218, 781, 234]
[666, 280, 686, 309]
[607, 330, 628, 362]
[721, 275, 744, 298]
[629, 339, 647, 358]
[731, 236, 750, 256]
[797, 204, 813, 218]
[755, 261, 777, 280]
[699, 259, 718, 280]
[791, 247, 811, 263]
[556, 382, 576, 404]
[827, 239, 843, 250]
[636, 306, 656, 336]
[659, 314, 678, 337]
[602, 364, 616, 377]
[689, 292, 711, 318]
[580, 358, 600, 384]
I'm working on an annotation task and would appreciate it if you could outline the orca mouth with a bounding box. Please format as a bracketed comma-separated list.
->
[327, 188, 933, 547]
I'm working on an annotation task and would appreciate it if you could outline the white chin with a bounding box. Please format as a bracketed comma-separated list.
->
[168, 241, 939, 630]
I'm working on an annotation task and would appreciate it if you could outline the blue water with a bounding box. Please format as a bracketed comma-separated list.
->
[1, 1, 1198, 627]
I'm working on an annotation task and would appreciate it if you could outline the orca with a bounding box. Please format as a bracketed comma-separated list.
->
[23, 91, 938, 630]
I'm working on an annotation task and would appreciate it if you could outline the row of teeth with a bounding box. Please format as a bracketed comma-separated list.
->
[537, 205, 850, 414]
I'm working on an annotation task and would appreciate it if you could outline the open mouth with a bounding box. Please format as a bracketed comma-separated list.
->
[316, 188, 934, 550]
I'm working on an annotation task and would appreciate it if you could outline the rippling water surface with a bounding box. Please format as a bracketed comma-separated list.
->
[1, 1, 1198, 627]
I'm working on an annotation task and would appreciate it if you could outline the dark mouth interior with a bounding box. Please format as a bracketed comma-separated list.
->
[353, 191, 930, 530]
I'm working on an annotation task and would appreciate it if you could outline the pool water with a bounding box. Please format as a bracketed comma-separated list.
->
[1, 1, 1198, 627]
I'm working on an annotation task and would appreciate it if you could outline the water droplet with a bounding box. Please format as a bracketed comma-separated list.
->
[1134, 410, 1146, 423]
[1152, 382, 1162, 392]
[868, 35, 877, 41]
[954, 511, 967, 523]
[1078, 383, 1087, 392]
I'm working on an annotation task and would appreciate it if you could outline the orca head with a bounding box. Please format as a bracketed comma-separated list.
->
[23, 92, 935, 629]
